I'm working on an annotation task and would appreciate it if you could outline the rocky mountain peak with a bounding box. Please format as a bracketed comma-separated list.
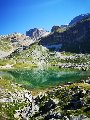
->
[26, 28, 50, 41]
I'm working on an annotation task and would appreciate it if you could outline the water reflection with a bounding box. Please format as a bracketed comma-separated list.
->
[0, 68, 90, 89]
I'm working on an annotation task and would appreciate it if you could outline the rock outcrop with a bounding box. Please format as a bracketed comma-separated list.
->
[51, 26, 61, 32]
[51, 25, 67, 32]
[13, 78, 90, 120]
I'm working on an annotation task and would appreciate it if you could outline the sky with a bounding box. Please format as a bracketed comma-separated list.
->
[0, 0, 90, 35]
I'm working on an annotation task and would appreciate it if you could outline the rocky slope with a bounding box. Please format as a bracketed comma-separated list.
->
[30, 78, 90, 120]
[39, 17, 90, 53]
[0, 77, 90, 120]
[0, 28, 50, 58]
[0, 33, 34, 58]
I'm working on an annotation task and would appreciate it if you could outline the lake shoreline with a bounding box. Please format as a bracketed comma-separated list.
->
[0, 75, 90, 119]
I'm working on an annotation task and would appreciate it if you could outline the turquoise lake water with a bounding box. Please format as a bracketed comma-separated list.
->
[0, 67, 90, 89]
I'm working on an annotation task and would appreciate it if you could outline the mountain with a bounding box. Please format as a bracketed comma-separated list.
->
[0, 13, 90, 58]
[39, 17, 90, 53]
[26, 28, 50, 40]
[0, 28, 50, 58]
[69, 13, 90, 25]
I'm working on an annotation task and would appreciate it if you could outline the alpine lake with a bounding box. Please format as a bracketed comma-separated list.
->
[0, 66, 90, 92]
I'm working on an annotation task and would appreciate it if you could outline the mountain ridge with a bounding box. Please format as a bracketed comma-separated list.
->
[69, 13, 90, 25]
[39, 17, 90, 53]
[0, 13, 90, 58]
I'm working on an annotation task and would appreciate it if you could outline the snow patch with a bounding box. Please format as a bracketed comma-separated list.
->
[45, 44, 62, 50]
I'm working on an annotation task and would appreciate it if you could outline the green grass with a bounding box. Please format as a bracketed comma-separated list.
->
[0, 59, 14, 66]
[13, 62, 37, 68]
[56, 27, 66, 33]
[0, 38, 12, 52]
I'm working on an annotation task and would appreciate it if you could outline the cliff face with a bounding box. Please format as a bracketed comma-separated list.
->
[51, 25, 67, 32]
[39, 18, 90, 53]
[51, 26, 61, 32]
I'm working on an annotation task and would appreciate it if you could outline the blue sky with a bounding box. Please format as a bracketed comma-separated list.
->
[0, 0, 90, 35]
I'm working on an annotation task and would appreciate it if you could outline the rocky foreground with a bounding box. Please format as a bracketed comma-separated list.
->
[0, 77, 90, 120]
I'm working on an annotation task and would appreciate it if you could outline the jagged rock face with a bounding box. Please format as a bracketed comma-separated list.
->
[69, 13, 90, 26]
[26, 28, 50, 40]
[51, 25, 67, 32]
[51, 26, 61, 32]
[39, 18, 90, 53]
